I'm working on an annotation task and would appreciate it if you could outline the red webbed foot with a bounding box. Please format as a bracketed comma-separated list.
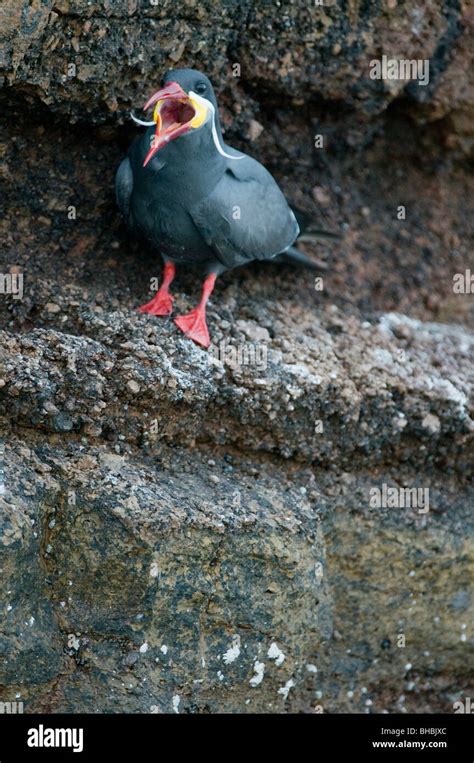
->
[174, 308, 210, 348]
[138, 261, 176, 317]
[173, 273, 217, 349]
[138, 291, 174, 316]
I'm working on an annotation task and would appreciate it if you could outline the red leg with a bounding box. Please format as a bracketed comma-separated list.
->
[174, 273, 217, 348]
[138, 261, 176, 316]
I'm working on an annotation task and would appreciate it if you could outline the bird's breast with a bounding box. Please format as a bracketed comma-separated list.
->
[131, 192, 213, 264]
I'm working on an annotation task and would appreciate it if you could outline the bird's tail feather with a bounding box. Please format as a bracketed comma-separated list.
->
[275, 207, 342, 269]
[274, 246, 328, 270]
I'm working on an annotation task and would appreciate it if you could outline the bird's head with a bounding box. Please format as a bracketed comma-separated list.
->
[133, 69, 221, 167]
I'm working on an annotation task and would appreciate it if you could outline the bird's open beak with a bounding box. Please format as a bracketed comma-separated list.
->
[142, 81, 202, 167]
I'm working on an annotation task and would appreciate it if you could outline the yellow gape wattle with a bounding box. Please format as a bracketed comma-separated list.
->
[189, 96, 207, 128]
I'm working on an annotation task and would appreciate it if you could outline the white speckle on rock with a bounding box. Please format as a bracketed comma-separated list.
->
[247, 119, 264, 142]
[139, 642, 148, 653]
[69, 635, 80, 651]
[223, 634, 241, 664]
[45, 302, 61, 314]
[421, 413, 441, 434]
[249, 660, 265, 687]
[160, 645, 168, 655]
[217, 671, 224, 681]
[278, 679, 295, 701]
[393, 413, 407, 431]
[306, 663, 318, 673]
[149, 562, 159, 578]
[172, 695, 180, 714]
[127, 380, 140, 394]
[430, 377, 468, 415]
[267, 642, 285, 666]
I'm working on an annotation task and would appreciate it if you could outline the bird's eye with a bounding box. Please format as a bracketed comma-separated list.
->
[195, 82, 207, 94]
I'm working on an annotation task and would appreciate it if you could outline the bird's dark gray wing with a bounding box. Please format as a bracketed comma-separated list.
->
[189, 155, 299, 269]
[115, 157, 134, 221]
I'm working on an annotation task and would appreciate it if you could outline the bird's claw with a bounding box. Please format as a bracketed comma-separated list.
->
[174, 309, 210, 348]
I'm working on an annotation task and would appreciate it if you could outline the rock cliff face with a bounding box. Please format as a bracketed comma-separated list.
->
[0, 1, 473, 713]
[1, 0, 473, 152]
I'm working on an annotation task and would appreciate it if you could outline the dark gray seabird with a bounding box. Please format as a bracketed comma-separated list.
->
[116, 68, 316, 348]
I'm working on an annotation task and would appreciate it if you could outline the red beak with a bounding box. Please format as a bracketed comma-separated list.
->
[142, 81, 195, 167]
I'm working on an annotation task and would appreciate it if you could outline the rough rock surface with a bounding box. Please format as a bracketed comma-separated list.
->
[0, 0, 473, 153]
[0, 1, 473, 714]
[0, 309, 472, 712]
